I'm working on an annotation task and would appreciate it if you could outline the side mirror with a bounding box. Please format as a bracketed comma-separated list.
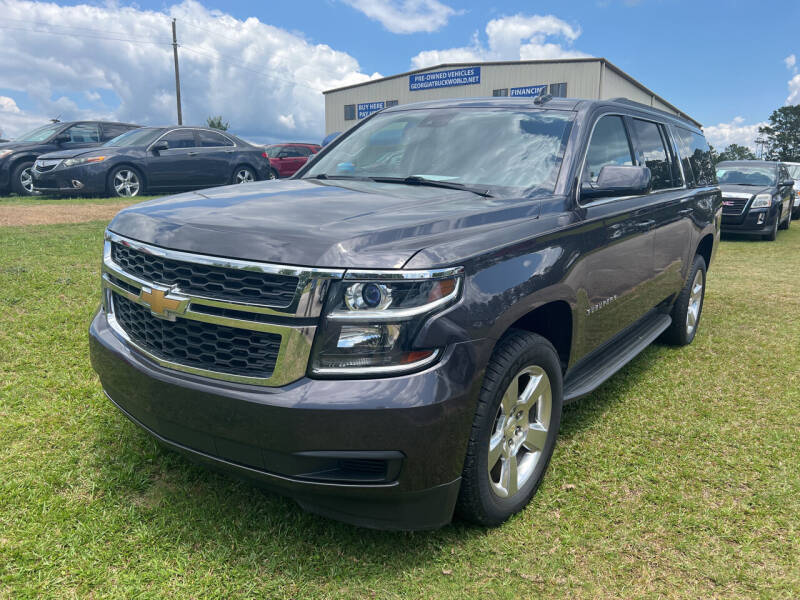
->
[54, 133, 70, 144]
[151, 140, 169, 153]
[581, 165, 651, 200]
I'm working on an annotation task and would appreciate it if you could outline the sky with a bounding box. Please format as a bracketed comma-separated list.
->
[0, 0, 798, 148]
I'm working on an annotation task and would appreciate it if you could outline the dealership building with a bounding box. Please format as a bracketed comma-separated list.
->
[323, 57, 700, 134]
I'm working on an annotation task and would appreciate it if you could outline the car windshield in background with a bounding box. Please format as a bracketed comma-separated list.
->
[716, 165, 776, 186]
[784, 164, 800, 179]
[104, 128, 163, 147]
[15, 123, 63, 142]
[303, 108, 574, 197]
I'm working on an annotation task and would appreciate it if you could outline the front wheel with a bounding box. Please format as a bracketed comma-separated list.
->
[763, 211, 780, 241]
[266, 168, 278, 180]
[456, 330, 562, 527]
[11, 161, 38, 196]
[232, 166, 256, 184]
[779, 208, 790, 230]
[661, 254, 706, 346]
[109, 166, 143, 198]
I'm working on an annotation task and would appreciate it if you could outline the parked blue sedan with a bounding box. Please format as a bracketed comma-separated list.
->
[31, 126, 271, 197]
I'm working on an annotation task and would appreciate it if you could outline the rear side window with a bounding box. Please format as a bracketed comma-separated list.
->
[629, 119, 676, 190]
[101, 123, 133, 142]
[162, 130, 196, 149]
[197, 130, 233, 147]
[672, 127, 695, 186]
[65, 123, 100, 143]
[583, 115, 633, 183]
[675, 128, 715, 186]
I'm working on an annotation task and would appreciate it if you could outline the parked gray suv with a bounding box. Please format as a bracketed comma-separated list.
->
[90, 97, 721, 529]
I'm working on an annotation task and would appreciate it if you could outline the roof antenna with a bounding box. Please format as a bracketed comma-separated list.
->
[50, 114, 62, 123]
[533, 94, 552, 106]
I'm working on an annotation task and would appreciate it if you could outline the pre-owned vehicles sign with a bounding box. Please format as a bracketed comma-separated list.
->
[409, 67, 481, 91]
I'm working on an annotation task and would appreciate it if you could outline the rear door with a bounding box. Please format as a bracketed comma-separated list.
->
[627, 117, 694, 306]
[195, 130, 237, 185]
[276, 145, 309, 176]
[146, 129, 199, 189]
[573, 113, 658, 355]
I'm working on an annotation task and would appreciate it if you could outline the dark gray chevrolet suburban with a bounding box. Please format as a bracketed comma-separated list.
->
[90, 97, 721, 530]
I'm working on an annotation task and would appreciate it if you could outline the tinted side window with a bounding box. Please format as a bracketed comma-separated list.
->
[672, 127, 695, 186]
[101, 124, 133, 142]
[65, 123, 100, 143]
[583, 115, 633, 183]
[282, 147, 306, 158]
[629, 119, 675, 190]
[162, 130, 196, 149]
[290, 146, 312, 157]
[197, 130, 233, 147]
[679, 129, 715, 186]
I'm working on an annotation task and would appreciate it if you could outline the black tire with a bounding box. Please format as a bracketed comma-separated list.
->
[108, 166, 144, 198]
[763, 212, 779, 241]
[456, 330, 563, 527]
[266, 168, 279, 180]
[660, 254, 707, 346]
[231, 165, 257, 185]
[11, 161, 37, 196]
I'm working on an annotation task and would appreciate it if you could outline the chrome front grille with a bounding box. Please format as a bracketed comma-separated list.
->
[111, 241, 299, 308]
[102, 231, 344, 386]
[721, 194, 751, 215]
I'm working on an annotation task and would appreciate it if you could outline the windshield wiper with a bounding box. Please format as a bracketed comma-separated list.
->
[371, 175, 494, 198]
[306, 173, 374, 181]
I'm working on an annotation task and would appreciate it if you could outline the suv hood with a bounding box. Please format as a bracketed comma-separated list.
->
[109, 179, 542, 269]
[0, 140, 51, 154]
[718, 183, 771, 196]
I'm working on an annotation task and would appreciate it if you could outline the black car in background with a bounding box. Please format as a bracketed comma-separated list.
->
[716, 160, 793, 240]
[32, 126, 271, 197]
[0, 121, 138, 195]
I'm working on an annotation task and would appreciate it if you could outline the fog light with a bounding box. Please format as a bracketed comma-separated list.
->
[72, 179, 84, 189]
[757, 213, 765, 225]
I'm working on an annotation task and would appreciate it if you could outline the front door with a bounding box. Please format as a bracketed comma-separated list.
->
[146, 129, 201, 189]
[572, 114, 658, 357]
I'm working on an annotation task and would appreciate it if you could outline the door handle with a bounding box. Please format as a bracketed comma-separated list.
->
[638, 219, 656, 231]
[187, 151, 198, 156]
[224, 149, 235, 153]
[678, 208, 693, 216]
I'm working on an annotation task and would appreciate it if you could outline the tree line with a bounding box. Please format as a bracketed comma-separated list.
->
[711, 104, 800, 165]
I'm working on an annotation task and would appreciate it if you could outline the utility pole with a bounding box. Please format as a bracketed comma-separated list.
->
[172, 18, 183, 125]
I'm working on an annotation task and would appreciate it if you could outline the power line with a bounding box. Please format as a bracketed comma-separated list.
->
[0, 24, 170, 45]
[0, 16, 169, 41]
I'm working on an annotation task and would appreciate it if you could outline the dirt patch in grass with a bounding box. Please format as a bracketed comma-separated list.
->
[0, 201, 132, 226]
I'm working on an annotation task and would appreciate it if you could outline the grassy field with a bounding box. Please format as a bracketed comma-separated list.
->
[0, 209, 798, 598]
[0, 194, 159, 206]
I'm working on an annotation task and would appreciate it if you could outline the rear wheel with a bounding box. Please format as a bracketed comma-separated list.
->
[232, 165, 256, 184]
[11, 161, 38, 196]
[456, 330, 562, 527]
[109, 166, 143, 198]
[661, 254, 706, 346]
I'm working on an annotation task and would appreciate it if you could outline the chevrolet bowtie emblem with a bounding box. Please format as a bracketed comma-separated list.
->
[139, 286, 188, 320]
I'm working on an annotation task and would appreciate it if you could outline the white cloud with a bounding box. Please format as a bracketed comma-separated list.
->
[0, 96, 21, 114]
[411, 14, 590, 69]
[342, 0, 459, 34]
[784, 54, 800, 105]
[784, 54, 796, 71]
[703, 116, 765, 151]
[0, 0, 380, 142]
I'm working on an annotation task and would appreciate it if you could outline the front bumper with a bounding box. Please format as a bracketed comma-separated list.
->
[31, 163, 107, 194]
[721, 208, 777, 235]
[89, 308, 490, 529]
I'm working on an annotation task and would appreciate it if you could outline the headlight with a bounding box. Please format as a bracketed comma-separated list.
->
[751, 194, 772, 209]
[0, 149, 13, 160]
[310, 267, 463, 376]
[62, 156, 107, 167]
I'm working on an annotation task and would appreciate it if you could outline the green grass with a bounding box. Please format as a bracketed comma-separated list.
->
[1, 220, 798, 599]
[0, 194, 160, 206]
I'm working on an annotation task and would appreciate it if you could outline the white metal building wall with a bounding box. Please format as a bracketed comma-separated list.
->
[323, 58, 698, 134]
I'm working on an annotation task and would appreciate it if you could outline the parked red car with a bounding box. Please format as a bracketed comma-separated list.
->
[264, 143, 320, 178]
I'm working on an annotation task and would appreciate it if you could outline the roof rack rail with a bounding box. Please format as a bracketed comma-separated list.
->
[533, 93, 553, 105]
[608, 97, 696, 127]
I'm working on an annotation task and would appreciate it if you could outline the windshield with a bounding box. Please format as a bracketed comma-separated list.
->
[716, 165, 776, 186]
[15, 123, 63, 142]
[303, 107, 574, 197]
[103, 128, 163, 147]
[264, 145, 284, 158]
[784, 164, 800, 179]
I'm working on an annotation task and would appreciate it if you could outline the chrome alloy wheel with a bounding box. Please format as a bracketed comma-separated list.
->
[20, 167, 34, 194]
[235, 168, 255, 184]
[686, 269, 704, 336]
[488, 366, 552, 499]
[113, 170, 140, 197]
